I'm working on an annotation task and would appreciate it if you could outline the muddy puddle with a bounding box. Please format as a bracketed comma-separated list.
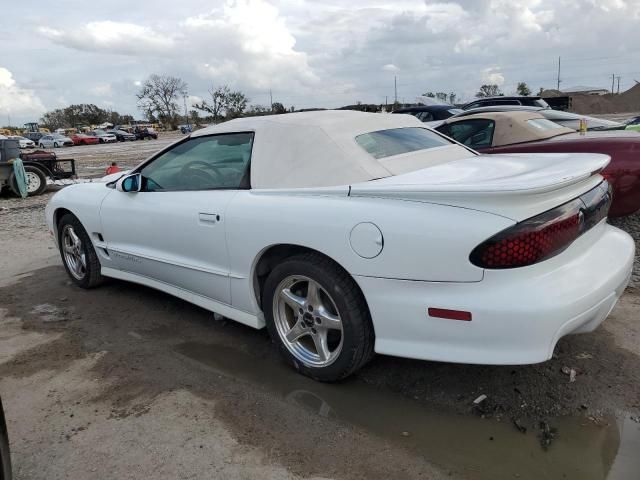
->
[175, 341, 640, 480]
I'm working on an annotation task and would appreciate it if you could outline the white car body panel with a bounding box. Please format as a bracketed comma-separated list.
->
[45, 111, 635, 366]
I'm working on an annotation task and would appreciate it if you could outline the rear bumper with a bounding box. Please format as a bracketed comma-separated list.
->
[356, 222, 634, 365]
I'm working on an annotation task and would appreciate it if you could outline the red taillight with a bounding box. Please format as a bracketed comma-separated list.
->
[470, 182, 611, 269]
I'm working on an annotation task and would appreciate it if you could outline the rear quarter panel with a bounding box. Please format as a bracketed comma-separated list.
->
[225, 191, 514, 314]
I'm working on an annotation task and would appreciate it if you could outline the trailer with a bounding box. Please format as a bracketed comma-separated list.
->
[0, 139, 76, 196]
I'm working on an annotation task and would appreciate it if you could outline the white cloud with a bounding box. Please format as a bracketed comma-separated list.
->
[38, 22, 174, 55]
[188, 95, 202, 107]
[90, 83, 112, 96]
[37, 0, 317, 95]
[481, 67, 505, 86]
[2, 0, 637, 112]
[0, 67, 46, 119]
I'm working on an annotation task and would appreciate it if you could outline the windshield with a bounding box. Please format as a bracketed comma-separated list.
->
[355, 127, 451, 159]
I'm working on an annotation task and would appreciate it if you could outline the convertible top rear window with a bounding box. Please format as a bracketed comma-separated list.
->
[527, 118, 565, 131]
[355, 127, 451, 159]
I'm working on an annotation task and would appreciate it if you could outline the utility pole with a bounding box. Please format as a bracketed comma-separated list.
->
[394, 76, 397, 104]
[557, 56, 561, 91]
[612, 74, 615, 94]
[183, 94, 190, 130]
[616, 76, 621, 94]
[269, 89, 273, 111]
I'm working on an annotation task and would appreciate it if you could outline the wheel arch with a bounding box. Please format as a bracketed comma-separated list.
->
[52, 207, 76, 239]
[251, 244, 373, 331]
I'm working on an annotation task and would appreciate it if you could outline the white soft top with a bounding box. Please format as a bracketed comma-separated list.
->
[192, 110, 472, 188]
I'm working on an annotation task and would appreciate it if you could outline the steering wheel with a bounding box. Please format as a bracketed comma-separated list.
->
[179, 161, 225, 188]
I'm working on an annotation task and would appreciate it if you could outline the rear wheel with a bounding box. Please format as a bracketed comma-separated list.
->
[262, 253, 375, 381]
[9, 166, 47, 196]
[57, 213, 103, 288]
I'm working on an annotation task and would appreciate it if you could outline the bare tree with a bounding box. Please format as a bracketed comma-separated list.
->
[137, 74, 188, 129]
[475, 84, 502, 98]
[193, 85, 231, 124]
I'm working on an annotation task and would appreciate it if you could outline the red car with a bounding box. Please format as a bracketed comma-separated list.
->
[71, 133, 99, 146]
[436, 111, 640, 217]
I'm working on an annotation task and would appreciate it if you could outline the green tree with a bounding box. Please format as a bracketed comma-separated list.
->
[193, 85, 231, 124]
[40, 104, 134, 130]
[475, 84, 502, 98]
[194, 85, 249, 122]
[226, 91, 249, 119]
[271, 102, 287, 114]
[516, 82, 531, 96]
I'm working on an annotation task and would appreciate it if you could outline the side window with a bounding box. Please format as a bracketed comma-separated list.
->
[446, 120, 495, 149]
[139, 132, 253, 192]
[417, 111, 434, 122]
[434, 124, 451, 137]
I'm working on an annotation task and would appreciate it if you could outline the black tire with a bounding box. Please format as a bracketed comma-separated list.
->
[9, 166, 47, 196]
[262, 253, 375, 382]
[0, 397, 12, 480]
[57, 213, 104, 289]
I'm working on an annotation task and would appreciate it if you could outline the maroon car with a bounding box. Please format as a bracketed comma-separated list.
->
[436, 111, 640, 217]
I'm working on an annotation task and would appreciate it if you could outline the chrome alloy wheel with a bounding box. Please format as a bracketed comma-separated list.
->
[273, 275, 344, 367]
[25, 172, 42, 194]
[61, 225, 87, 280]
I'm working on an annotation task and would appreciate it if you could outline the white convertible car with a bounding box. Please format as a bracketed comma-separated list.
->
[45, 111, 634, 381]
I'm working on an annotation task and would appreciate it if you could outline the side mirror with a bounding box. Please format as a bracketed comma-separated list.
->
[116, 173, 142, 193]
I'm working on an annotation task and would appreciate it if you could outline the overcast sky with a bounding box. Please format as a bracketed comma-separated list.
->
[1, 0, 639, 124]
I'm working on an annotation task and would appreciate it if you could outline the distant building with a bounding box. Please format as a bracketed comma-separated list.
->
[562, 86, 610, 96]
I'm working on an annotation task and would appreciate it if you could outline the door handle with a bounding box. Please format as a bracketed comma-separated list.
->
[198, 213, 221, 224]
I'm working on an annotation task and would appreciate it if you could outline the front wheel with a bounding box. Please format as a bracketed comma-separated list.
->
[262, 253, 375, 381]
[57, 214, 104, 288]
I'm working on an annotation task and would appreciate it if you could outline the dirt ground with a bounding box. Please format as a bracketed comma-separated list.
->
[1, 139, 639, 479]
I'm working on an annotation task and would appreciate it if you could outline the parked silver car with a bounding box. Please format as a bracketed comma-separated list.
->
[9, 136, 35, 148]
[89, 130, 117, 144]
[38, 134, 73, 148]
